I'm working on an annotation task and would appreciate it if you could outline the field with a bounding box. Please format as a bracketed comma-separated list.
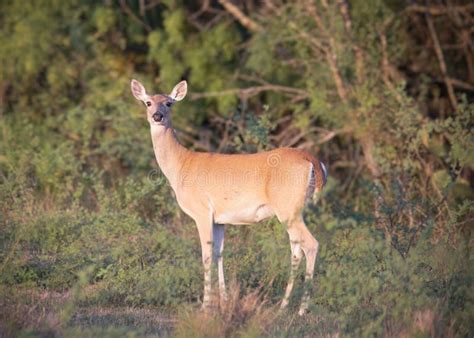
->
[0, 1, 473, 337]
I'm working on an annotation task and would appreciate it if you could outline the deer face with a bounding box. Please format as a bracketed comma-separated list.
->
[130, 79, 187, 127]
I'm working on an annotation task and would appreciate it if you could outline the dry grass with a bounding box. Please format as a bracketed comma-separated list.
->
[0, 286, 174, 337]
[0, 286, 66, 336]
[394, 309, 436, 338]
[174, 281, 277, 338]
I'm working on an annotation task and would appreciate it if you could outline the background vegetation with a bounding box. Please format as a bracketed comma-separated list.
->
[0, 0, 473, 336]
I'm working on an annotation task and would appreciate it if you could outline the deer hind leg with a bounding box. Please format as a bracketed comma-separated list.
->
[213, 223, 227, 308]
[195, 216, 213, 310]
[280, 227, 303, 310]
[282, 216, 319, 315]
[295, 217, 319, 316]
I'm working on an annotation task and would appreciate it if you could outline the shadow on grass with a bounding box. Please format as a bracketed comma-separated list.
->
[71, 306, 175, 336]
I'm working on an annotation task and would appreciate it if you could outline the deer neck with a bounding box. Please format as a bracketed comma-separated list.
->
[150, 125, 189, 192]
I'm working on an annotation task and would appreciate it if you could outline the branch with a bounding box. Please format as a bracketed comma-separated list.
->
[0, 81, 6, 117]
[407, 4, 474, 16]
[449, 78, 474, 92]
[190, 0, 210, 19]
[190, 84, 309, 100]
[306, 0, 348, 102]
[218, 0, 262, 32]
[379, 29, 404, 103]
[144, 0, 163, 10]
[139, 0, 145, 16]
[360, 135, 382, 178]
[316, 130, 338, 145]
[119, 0, 152, 32]
[425, 11, 458, 110]
[337, 0, 365, 84]
[176, 128, 212, 152]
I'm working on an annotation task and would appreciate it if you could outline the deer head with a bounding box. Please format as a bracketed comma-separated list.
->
[130, 79, 187, 127]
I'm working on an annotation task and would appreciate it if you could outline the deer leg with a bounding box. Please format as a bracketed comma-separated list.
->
[196, 217, 213, 310]
[281, 227, 303, 310]
[213, 223, 227, 307]
[295, 218, 319, 316]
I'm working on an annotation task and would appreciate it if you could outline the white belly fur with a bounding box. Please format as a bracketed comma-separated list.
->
[214, 204, 275, 225]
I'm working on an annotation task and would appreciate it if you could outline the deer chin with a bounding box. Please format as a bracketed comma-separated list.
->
[149, 121, 167, 135]
[149, 118, 166, 127]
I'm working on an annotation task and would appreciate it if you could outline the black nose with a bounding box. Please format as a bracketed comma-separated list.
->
[152, 112, 164, 122]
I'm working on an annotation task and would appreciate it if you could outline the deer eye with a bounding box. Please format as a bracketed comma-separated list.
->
[166, 102, 172, 107]
[146, 101, 152, 107]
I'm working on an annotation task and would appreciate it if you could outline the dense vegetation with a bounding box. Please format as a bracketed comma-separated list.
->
[0, 0, 473, 336]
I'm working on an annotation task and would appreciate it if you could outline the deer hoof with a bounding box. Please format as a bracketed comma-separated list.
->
[280, 299, 289, 310]
[298, 306, 309, 316]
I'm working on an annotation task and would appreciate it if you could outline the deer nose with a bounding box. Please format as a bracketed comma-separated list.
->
[152, 112, 164, 122]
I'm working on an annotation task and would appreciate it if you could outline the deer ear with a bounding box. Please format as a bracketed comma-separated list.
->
[170, 80, 187, 101]
[130, 79, 149, 102]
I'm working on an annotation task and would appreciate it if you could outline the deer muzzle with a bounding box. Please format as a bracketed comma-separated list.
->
[152, 112, 164, 122]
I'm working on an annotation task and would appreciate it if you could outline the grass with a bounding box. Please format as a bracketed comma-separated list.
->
[71, 306, 175, 336]
[0, 280, 447, 337]
[0, 286, 174, 337]
[0, 282, 335, 337]
[174, 281, 277, 338]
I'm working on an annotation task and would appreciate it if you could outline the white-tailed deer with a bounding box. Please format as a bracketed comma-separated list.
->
[130, 79, 327, 315]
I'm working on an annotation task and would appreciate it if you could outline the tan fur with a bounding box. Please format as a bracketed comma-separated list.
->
[131, 79, 326, 314]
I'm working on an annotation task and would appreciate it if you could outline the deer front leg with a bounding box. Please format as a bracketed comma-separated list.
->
[196, 218, 213, 310]
[213, 223, 227, 308]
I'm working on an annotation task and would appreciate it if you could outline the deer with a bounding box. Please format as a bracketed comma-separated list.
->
[130, 79, 328, 315]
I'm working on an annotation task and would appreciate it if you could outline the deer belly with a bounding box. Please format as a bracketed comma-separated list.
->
[214, 204, 275, 225]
